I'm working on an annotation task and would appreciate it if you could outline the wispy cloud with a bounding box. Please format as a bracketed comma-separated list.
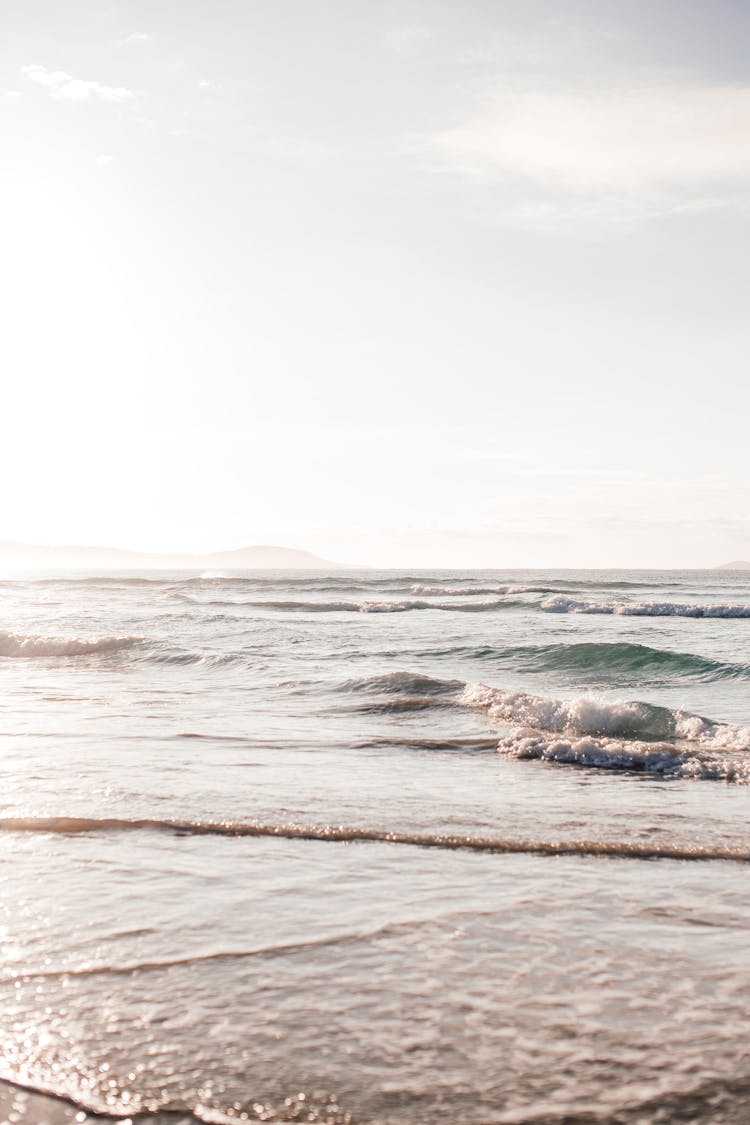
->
[417, 83, 750, 224]
[122, 32, 150, 45]
[21, 64, 135, 103]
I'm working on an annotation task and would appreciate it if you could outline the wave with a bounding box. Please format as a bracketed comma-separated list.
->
[0, 1073, 316, 1125]
[541, 595, 750, 618]
[167, 574, 445, 595]
[170, 595, 415, 611]
[410, 583, 551, 596]
[0, 632, 248, 669]
[497, 641, 747, 680]
[339, 670, 750, 780]
[18, 575, 168, 587]
[10, 930, 373, 982]
[495, 730, 750, 781]
[339, 670, 464, 712]
[409, 641, 746, 681]
[307, 596, 526, 614]
[462, 682, 750, 781]
[259, 598, 422, 613]
[0, 631, 141, 658]
[353, 734, 500, 752]
[541, 577, 684, 590]
[143, 649, 242, 667]
[361, 597, 523, 613]
[340, 670, 464, 695]
[348, 695, 460, 714]
[411, 644, 511, 660]
[0, 815, 746, 863]
[3, 1065, 743, 1125]
[173, 596, 526, 614]
[0, 1071, 352, 1125]
[10, 914, 455, 984]
[462, 683, 690, 740]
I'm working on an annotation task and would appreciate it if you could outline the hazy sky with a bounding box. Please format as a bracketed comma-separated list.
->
[2, 0, 749, 566]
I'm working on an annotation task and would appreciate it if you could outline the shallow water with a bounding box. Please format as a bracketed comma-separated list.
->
[2, 568, 750, 1122]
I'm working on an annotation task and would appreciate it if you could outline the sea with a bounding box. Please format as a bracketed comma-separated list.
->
[2, 568, 750, 1125]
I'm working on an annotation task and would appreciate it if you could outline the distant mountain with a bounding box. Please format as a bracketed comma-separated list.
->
[204, 545, 338, 569]
[717, 561, 750, 570]
[0, 540, 339, 570]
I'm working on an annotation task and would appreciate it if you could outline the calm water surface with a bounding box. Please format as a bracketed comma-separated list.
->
[1, 569, 750, 1123]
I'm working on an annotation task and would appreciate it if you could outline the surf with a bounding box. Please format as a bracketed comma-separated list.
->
[0, 631, 141, 658]
[541, 595, 750, 617]
[0, 815, 746, 863]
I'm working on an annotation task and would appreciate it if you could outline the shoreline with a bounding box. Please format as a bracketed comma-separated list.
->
[0, 1076, 198, 1124]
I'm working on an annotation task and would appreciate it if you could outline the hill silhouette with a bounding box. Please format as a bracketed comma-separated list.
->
[0, 540, 339, 570]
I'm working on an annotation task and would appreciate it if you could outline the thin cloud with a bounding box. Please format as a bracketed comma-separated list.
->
[123, 32, 151, 44]
[21, 64, 135, 103]
[417, 83, 750, 223]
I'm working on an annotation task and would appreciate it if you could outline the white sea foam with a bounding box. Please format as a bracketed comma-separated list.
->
[215, 597, 519, 614]
[461, 682, 750, 780]
[410, 583, 543, 597]
[0, 631, 140, 658]
[541, 595, 750, 617]
[361, 597, 524, 613]
[461, 682, 685, 738]
[496, 731, 750, 781]
[359, 599, 425, 613]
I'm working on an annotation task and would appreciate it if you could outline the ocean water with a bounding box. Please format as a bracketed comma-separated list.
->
[2, 568, 750, 1124]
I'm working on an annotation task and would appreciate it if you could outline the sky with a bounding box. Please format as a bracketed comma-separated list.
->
[1, 0, 749, 567]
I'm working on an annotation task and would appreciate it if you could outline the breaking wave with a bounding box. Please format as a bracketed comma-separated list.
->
[462, 682, 750, 782]
[410, 583, 551, 597]
[462, 683, 694, 740]
[541, 595, 750, 618]
[338, 670, 750, 780]
[495, 731, 750, 781]
[178, 596, 526, 614]
[258, 598, 426, 613]
[0, 631, 141, 658]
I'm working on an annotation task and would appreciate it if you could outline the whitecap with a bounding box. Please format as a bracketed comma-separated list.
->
[0, 631, 141, 658]
[541, 595, 750, 618]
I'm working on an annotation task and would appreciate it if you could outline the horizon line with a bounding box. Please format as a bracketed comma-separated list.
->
[0, 537, 745, 571]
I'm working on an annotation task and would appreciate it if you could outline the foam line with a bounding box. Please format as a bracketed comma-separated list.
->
[0, 817, 747, 863]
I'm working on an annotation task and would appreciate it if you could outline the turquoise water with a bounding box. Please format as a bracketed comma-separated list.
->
[1, 569, 750, 1123]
